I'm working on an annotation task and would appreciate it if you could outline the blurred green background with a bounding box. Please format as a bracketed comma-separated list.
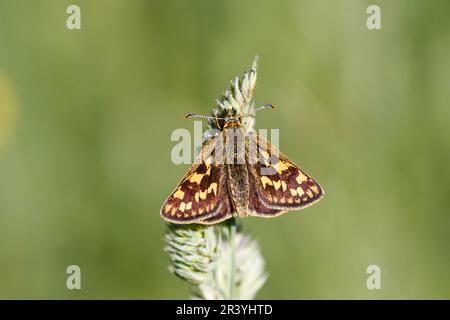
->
[1, 0, 449, 299]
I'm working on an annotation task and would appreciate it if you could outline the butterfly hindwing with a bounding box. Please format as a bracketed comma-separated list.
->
[196, 190, 235, 225]
[247, 132, 324, 216]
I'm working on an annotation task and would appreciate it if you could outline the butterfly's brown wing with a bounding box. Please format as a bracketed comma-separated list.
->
[247, 132, 324, 216]
[160, 138, 232, 224]
[195, 192, 234, 225]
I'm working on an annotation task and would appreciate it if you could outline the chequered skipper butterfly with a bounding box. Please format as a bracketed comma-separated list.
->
[161, 57, 324, 224]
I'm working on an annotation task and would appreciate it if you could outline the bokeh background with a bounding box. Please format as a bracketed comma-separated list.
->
[1, 0, 449, 299]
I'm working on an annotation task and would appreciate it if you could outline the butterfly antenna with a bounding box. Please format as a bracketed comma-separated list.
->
[254, 104, 275, 112]
[241, 104, 275, 118]
[185, 113, 214, 120]
[185, 113, 228, 120]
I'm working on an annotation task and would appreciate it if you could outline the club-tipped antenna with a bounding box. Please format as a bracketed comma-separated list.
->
[241, 104, 275, 117]
[254, 104, 275, 112]
[185, 113, 218, 120]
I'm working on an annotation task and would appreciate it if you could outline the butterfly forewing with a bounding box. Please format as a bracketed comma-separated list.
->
[247, 132, 324, 215]
[160, 138, 230, 224]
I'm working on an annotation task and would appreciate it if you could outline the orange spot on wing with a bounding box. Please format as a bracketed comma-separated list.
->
[208, 183, 218, 196]
[296, 171, 308, 184]
[261, 176, 273, 188]
[273, 161, 289, 174]
[310, 185, 320, 194]
[273, 180, 282, 190]
[189, 172, 204, 185]
[173, 189, 185, 199]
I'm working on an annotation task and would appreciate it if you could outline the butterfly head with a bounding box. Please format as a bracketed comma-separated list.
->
[215, 106, 245, 130]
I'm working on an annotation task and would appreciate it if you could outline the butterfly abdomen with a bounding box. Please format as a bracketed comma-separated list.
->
[226, 163, 250, 217]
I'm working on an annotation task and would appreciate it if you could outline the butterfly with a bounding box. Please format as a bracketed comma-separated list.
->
[160, 108, 324, 225]
[160, 58, 324, 225]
